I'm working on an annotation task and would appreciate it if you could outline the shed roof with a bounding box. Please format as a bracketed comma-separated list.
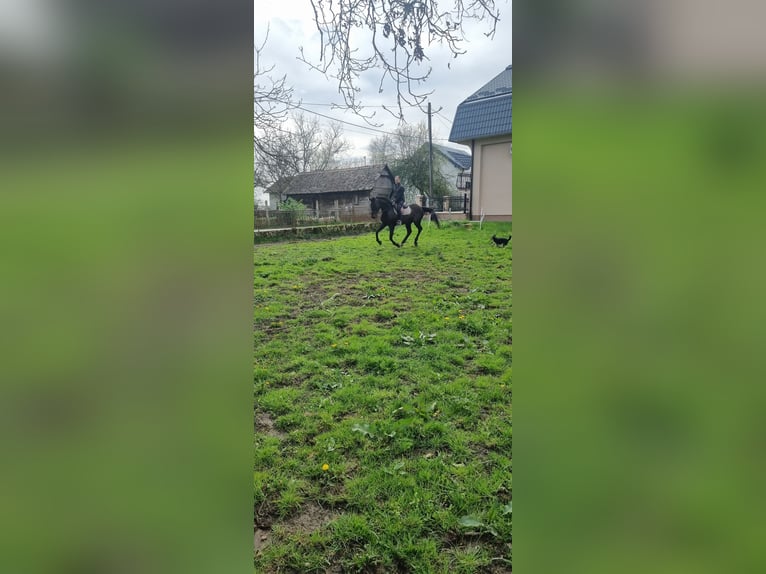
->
[449, 65, 512, 144]
[266, 164, 393, 196]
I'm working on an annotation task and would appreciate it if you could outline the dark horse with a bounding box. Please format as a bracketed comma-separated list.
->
[370, 196, 440, 247]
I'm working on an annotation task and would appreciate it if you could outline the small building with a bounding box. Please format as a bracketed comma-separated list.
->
[431, 143, 473, 194]
[449, 64, 512, 221]
[266, 164, 394, 214]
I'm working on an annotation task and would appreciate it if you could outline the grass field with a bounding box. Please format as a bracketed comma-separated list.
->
[254, 221, 512, 573]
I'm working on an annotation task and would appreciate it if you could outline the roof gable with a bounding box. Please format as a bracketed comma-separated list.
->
[449, 65, 512, 143]
[432, 144, 472, 170]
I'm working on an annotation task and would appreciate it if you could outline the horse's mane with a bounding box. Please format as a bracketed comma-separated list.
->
[373, 195, 392, 206]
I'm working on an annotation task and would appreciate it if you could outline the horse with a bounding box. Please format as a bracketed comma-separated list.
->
[369, 196, 440, 247]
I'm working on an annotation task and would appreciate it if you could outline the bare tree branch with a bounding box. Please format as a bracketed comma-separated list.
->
[368, 132, 397, 164]
[254, 111, 350, 196]
[254, 26, 300, 188]
[300, 0, 501, 119]
[254, 26, 295, 132]
[368, 121, 451, 197]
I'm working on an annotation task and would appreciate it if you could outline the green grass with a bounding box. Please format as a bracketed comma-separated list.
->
[254, 221, 512, 573]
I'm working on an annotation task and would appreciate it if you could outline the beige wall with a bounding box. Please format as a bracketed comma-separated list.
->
[471, 135, 512, 220]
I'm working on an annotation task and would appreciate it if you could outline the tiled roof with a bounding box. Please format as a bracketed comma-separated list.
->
[449, 65, 512, 143]
[433, 144, 472, 170]
[266, 164, 392, 196]
[466, 65, 512, 102]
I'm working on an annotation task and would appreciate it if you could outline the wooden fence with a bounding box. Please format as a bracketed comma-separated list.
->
[255, 196, 468, 230]
[254, 205, 372, 230]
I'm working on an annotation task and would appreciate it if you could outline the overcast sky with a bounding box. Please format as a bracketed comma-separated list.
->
[254, 0, 512, 159]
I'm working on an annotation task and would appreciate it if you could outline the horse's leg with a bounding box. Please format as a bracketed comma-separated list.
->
[400, 221, 412, 245]
[388, 224, 400, 247]
[375, 221, 386, 245]
[413, 219, 423, 246]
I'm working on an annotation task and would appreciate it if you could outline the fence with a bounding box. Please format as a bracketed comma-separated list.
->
[255, 196, 469, 230]
[423, 194, 469, 214]
[254, 205, 372, 230]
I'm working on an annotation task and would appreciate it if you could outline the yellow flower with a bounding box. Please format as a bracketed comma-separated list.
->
[445, 317, 450, 321]
[322, 464, 330, 471]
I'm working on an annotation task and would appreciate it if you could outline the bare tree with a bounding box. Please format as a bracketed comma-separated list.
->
[254, 32, 350, 194]
[254, 112, 350, 200]
[393, 122, 429, 158]
[254, 26, 296, 187]
[254, 26, 293, 133]
[301, 0, 502, 119]
[368, 133, 397, 164]
[368, 122, 451, 197]
[368, 122, 428, 163]
[312, 120, 349, 171]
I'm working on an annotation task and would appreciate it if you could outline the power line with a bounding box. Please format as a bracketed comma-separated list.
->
[435, 111, 453, 125]
[289, 103, 452, 142]
[434, 113, 452, 132]
[255, 97, 453, 141]
[291, 104, 398, 135]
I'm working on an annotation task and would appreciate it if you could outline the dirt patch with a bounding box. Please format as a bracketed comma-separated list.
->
[254, 503, 339, 554]
[254, 411, 287, 439]
[254, 528, 271, 553]
[282, 502, 338, 533]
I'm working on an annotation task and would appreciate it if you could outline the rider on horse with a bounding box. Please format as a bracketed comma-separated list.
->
[390, 175, 406, 222]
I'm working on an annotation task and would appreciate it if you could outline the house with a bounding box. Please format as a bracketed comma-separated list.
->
[254, 186, 268, 207]
[431, 144, 473, 194]
[449, 64, 512, 221]
[254, 174, 268, 207]
[266, 164, 395, 214]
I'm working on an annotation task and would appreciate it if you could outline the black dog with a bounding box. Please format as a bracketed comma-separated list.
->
[492, 234, 511, 247]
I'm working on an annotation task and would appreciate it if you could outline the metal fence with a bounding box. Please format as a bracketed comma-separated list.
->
[254, 205, 372, 230]
[423, 194, 468, 213]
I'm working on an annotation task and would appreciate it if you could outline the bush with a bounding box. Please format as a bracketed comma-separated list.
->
[279, 198, 307, 227]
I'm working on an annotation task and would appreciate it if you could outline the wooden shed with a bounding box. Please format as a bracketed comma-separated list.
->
[267, 164, 395, 213]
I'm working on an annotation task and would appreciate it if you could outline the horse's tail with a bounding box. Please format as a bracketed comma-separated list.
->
[422, 207, 441, 228]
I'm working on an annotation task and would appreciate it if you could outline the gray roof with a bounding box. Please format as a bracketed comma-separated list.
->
[433, 144, 472, 170]
[449, 65, 512, 144]
[266, 164, 393, 196]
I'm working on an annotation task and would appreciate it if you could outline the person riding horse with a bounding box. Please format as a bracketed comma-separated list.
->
[389, 176, 406, 221]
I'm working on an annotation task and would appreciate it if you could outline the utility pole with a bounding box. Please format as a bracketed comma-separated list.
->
[428, 101, 434, 199]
